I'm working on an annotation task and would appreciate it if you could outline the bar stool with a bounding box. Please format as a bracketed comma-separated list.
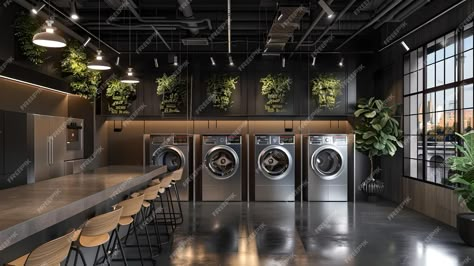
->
[132, 184, 163, 249]
[6, 229, 75, 266]
[155, 175, 178, 232]
[69, 206, 126, 266]
[169, 169, 184, 225]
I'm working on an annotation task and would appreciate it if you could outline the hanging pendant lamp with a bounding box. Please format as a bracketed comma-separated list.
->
[121, 9, 139, 84]
[87, 0, 111, 71]
[32, 19, 66, 48]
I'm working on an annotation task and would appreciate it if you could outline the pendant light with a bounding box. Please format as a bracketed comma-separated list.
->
[87, 0, 111, 70]
[32, 18, 66, 48]
[121, 9, 139, 84]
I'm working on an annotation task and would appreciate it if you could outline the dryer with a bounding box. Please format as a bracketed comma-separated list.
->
[202, 135, 242, 201]
[149, 134, 191, 201]
[306, 134, 348, 201]
[255, 135, 295, 201]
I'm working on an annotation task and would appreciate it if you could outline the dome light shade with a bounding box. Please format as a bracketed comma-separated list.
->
[120, 68, 140, 84]
[87, 50, 111, 70]
[32, 19, 66, 48]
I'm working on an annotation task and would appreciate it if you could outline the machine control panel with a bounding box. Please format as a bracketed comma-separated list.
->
[256, 135, 294, 145]
[309, 135, 347, 145]
[204, 135, 241, 145]
[227, 135, 241, 144]
[151, 135, 188, 145]
[280, 135, 295, 144]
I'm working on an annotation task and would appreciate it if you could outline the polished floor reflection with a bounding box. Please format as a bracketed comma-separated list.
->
[144, 201, 473, 266]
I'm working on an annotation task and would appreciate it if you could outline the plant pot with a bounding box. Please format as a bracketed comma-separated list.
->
[457, 213, 474, 246]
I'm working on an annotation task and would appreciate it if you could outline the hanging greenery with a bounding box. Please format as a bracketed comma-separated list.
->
[260, 74, 292, 113]
[14, 12, 47, 65]
[156, 73, 186, 113]
[311, 75, 342, 109]
[61, 43, 102, 100]
[206, 74, 239, 111]
[105, 78, 137, 115]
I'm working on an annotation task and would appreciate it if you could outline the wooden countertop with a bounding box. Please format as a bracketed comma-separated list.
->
[0, 165, 167, 250]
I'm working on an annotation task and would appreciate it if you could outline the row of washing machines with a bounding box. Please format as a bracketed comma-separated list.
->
[147, 134, 349, 202]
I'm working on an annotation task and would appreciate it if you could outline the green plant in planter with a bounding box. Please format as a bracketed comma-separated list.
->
[311, 75, 341, 109]
[105, 78, 136, 115]
[448, 132, 474, 211]
[206, 74, 239, 111]
[354, 97, 403, 182]
[61, 43, 101, 100]
[260, 74, 292, 113]
[14, 13, 47, 65]
[156, 74, 186, 113]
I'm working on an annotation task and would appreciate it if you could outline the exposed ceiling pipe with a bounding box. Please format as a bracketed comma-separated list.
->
[336, 0, 404, 50]
[107, 17, 212, 30]
[85, 22, 209, 31]
[151, 26, 171, 50]
[228, 0, 231, 54]
[300, 0, 358, 47]
[393, 0, 431, 22]
[177, 0, 199, 35]
[290, 0, 334, 56]
[379, 0, 466, 52]
[373, 0, 417, 29]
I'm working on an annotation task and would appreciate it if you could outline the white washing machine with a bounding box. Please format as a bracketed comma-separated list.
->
[306, 134, 348, 201]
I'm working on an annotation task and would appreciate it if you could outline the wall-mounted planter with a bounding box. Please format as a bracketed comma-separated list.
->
[206, 74, 239, 111]
[311, 75, 342, 110]
[156, 73, 186, 114]
[260, 74, 292, 113]
[105, 79, 137, 115]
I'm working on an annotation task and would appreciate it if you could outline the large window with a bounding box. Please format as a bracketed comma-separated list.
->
[403, 23, 474, 187]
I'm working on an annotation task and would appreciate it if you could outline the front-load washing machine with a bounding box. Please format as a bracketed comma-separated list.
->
[306, 134, 348, 201]
[255, 135, 295, 201]
[202, 135, 242, 201]
[149, 134, 191, 201]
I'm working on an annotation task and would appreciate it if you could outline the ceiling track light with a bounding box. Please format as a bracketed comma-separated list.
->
[31, 2, 45, 15]
[282, 57, 286, 68]
[120, 67, 140, 84]
[173, 55, 178, 66]
[228, 55, 234, 66]
[32, 19, 67, 48]
[70, 0, 79, 20]
[154, 58, 159, 68]
[87, 50, 111, 70]
[210, 57, 216, 66]
[115, 56, 120, 66]
[401, 41, 410, 51]
[312, 55, 316, 66]
[263, 48, 268, 53]
[318, 0, 334, 18]
[277, 12, 284, 21]
[82, 37, 91, 47]
[338, 57, 344, 67]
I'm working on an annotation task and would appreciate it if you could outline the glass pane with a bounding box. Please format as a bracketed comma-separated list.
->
[404, 158, 410, 177]
[404, 137, 410, 158]
[464, 84, 473, 108]
[418, 47, 424, 70]
[410, 50, 417, 72]
[410, 72, 417, 93]
[445, 57, 455, 84]
[427, 64, 435, 89]
[435, 90, 444, 111]
[410, 159, 418, 179]
[445, 110, 456, 140]
[404, 75, 410, 95]
[418, 94, 423, 114]
[445, 32, 456, 58]
[427, 41, 435, 65]
[418, 114, 424, 135]
[410, 115, 417, 135]
[404, 116, 409, 133]
[409, 136, 417, 158]
[436, 61, 444, 86]
[418, 70, 423, 91]
[464, 22, 473, 51]
[404, 54, 410, 74]
[463, 50, 473, 79]
[435, 37, 444, 62]
[435, 112, 445, 136]
[445, 88, 456, 110]
[404, 97, 409, 115]
[426, 112, 435, 137]
[410, 95, 417, 114]
[464, 109, 473, 132]
[426, 92, 435, 113]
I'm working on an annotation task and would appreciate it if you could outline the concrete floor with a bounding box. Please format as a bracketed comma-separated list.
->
[95, 201, 474, 266]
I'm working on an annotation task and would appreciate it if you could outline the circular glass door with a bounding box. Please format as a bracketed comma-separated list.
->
[258, 146, 292, 180]
[205, 146, 239, 180]
[152, 146, 184, 172]
[311, 147, 343, 180]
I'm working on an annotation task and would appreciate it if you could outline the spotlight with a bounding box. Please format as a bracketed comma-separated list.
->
[277, 13, 284, 21]
[31, 3, 45, 15]
[115, 56, 120, 66]
[338, 58, 344, 67]
[228, 55, 234, 66]
[154, 58, 159, 68]
[210, 57, 216, 66]
[282, 57, 286, 68]
[264, 47, 268, 53]
[82, 37, 91, 47]
[311, 55, 316, 66]
[173, 55, 178, 66]
[401, 41, 410, 51]
[318, 0, 334, 19]
[70, 0, 79, 20]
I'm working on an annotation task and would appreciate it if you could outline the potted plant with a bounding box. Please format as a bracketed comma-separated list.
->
[354, 97, 403, 200]
[156, 73, 186, 113]
[260, 74, 292, 113]
[206, 74, 239, 111]
[105, 78, 137, 114]
[14, 12, 47, 65]
[447, 131, 474, 246]
[311, 75, 341, 109]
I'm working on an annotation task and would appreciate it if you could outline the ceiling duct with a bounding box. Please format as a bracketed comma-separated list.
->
[177, 0, 199, 35]
[264, 6, 309, 54]
[182, 38, 209, 46]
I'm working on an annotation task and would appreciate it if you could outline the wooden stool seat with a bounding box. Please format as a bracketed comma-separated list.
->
[6, 254, 28, 266]
[79, 233, 110, 248]
[119, 216, 134, 226]
[143, 201, 151, 208]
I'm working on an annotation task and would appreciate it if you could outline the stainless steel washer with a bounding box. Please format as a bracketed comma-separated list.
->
[255, 135, 295, 201]
[149, 134, 191, 201]
[307, 134, 348, 201]
[202, 135, 242, 201]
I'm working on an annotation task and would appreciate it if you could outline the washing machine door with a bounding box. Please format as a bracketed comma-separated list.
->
[311, 146, 343, 180]
[258, 146, 293, 180]
[205, 145, 239, 180]
[152, 145, 185, 172]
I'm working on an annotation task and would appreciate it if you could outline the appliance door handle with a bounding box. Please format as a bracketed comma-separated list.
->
[50, 136, 54, 165]
[47, 137, 51, 165]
